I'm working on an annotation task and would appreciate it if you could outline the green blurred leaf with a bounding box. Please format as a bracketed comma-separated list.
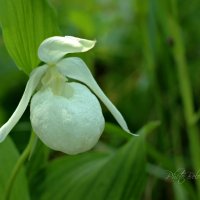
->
[0, 0, 59, 74]
[38, 152, 108, 200]
[26, 139, 50, 199]
[35, 122, 158, 200]
[0, 137, 30, 200]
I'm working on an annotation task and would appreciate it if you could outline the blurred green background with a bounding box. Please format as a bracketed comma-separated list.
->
[0, 0, 200, 199]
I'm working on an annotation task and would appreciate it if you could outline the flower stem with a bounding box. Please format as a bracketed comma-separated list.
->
[169, 9, 200, 198]
[4, 132, 35, 200]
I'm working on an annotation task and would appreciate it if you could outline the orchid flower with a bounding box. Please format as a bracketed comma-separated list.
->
[0, 36, 134, 155]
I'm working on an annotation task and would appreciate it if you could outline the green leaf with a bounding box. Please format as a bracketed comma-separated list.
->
[35, 122, 158, 200]
[0, 0, 59, 74]
[0, 137, 30, 200]
[26, 139, 50, 199]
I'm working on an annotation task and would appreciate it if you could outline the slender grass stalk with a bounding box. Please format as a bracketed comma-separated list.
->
[136, 0, 166, 133]
[4, 132, 35, 200]
[169, 3, 200, 197]
[137, 0, 199, 199]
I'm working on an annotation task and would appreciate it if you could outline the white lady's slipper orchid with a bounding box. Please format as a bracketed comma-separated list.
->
[0, 36, 135, 155]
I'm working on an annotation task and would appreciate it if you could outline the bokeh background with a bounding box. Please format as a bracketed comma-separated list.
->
[0, 0, 200, 199]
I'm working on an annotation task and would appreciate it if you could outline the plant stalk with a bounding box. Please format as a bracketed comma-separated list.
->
[4, 132, 35, 200]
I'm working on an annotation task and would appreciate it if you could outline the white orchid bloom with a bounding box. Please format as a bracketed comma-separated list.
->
[0, 36, 134, 155]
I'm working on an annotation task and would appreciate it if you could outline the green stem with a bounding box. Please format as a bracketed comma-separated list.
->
[169, 10, 200, 198]
[137, 0, 169, 150]
[4, 132, 35, 200]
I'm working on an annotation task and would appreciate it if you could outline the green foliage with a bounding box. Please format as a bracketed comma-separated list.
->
[0, 0, 59, 74]
[0, 0, 200, 199]
[0, 137, 30, 200]
[32, 122, 157, 200]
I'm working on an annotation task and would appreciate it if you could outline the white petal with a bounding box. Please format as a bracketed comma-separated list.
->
[30, 82, 105, 155]
[57, 57, 135, 135]
[38, 36, 96, 64]
[0, 65, 48, 142]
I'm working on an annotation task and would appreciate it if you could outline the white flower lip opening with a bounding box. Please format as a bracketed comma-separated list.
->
[30, 82, 105, 155]
[0, 35, 136, 154]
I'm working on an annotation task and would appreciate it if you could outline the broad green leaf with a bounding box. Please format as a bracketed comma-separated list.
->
[0, 137, 30, 200]
[0, 0, 59, 74]
[38, 153, 109, 200]
[36, 122, 158, 200]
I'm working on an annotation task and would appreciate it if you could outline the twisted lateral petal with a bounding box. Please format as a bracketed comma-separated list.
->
[0, 65, 48, 142]
[38, 36, 96, 64]
[57, 57, 135, 135]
